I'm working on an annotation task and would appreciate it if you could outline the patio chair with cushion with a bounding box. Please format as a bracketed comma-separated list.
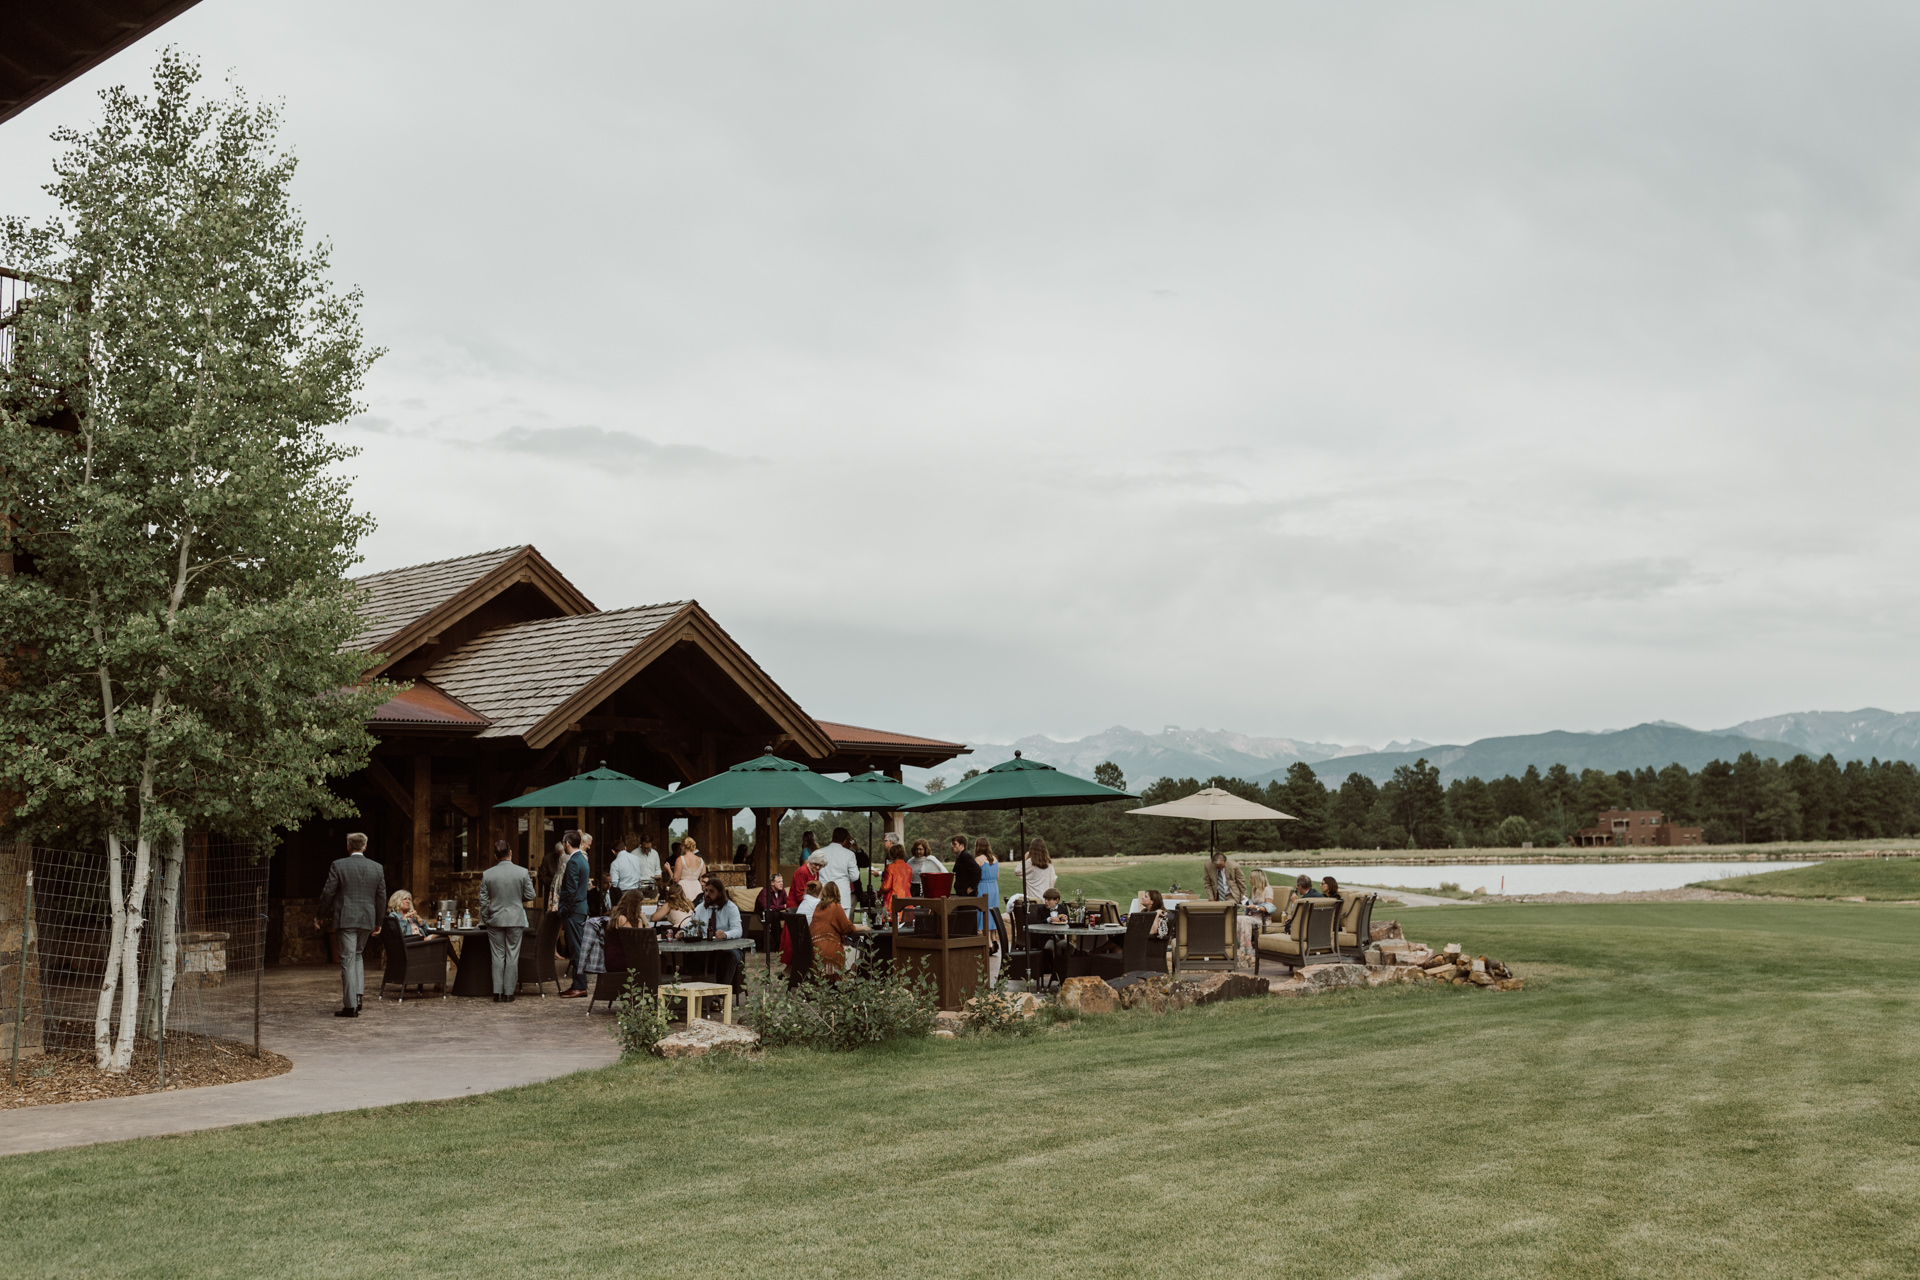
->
[1254, 897, 1340, 976]
[1171, 901, 1237, 978]
[517, 909, 563, 997]
[1088, 911, 1169, 981]
[376, 916, 450, 1001]
[1335, 893, 1378, 961]
[588, 926, 662, 1014]
[999, 901, 1047, 985]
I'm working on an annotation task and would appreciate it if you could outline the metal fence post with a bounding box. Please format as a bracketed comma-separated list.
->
[253, 885, 264, 1058]
[9, 870, 29, 1086]
[157, 876, 167, 1089]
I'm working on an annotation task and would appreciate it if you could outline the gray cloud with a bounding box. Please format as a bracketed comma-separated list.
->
[481, 426, 747, 473]
[5, 1, 1919, 745]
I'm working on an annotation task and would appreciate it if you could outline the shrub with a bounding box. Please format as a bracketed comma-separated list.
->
[746, 966, 938, 1051]
[611, 986, 672, 1058]
[964, 981, 1040, 1037]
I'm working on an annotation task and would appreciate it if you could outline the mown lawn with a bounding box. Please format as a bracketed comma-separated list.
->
[1701, 858, 1920, 901]
[2, 901, 1916, 1278]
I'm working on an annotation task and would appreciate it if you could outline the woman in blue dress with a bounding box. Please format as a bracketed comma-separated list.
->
[974, 836, 1005, 984]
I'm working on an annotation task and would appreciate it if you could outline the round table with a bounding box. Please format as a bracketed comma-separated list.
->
[658, 935, 757, 986]
[439, 927, 495, 997]
[657, 937, 758, 955]
[1028, 922, 1127, 984]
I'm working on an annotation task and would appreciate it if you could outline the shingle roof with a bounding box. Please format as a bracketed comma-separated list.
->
[346, 546, 527, 654]
[424, 603, 690, 740]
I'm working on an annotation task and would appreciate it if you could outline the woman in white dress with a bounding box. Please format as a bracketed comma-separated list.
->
[673, 835, 707, 905]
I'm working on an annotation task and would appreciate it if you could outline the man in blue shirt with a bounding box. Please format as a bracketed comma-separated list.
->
[694, 878, 745, 995]
[557, 830, 592, 998]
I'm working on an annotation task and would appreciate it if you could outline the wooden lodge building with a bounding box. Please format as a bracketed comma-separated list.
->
[269, 545, 966, 958]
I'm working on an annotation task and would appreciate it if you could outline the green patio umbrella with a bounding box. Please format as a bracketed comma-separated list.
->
[495, 764, 670, 809]
[640, 753, 896, 814]
[643, 754, 895, 975]
[900, 751, 1137, 903]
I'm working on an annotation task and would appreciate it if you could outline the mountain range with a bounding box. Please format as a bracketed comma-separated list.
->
[903, 709, 1920, 790]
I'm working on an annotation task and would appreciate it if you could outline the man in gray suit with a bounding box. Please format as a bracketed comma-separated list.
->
[315, 832, 387, 1017]
[479, 839, 536, 1002]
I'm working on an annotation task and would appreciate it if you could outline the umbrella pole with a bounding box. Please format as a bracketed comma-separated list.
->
[1019, 806, 1031, 989]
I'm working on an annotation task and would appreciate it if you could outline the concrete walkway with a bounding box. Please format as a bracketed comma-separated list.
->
[0, 968, 620, 1158]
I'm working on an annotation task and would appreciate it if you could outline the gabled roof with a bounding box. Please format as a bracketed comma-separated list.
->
[1, 1, 205, 127]
[348, 545, 595, 671]
[424, 603, 687, 743]
[419, 600, 839, 759]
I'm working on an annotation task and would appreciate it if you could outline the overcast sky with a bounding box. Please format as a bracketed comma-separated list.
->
[5, 1, 1918, 748]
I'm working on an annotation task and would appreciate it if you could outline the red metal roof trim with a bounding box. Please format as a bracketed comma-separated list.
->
[815, 719, 967, 750]
[368, 681, 491, 730]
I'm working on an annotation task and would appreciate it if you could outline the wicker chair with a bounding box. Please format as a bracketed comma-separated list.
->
[588, 926, 662, 1014]
[376, 916, 450, 1001]
[1088, 911, 1169, 981]
[1254, 897, 1340, 975]
[1171, 902, 1237, 978]
[1335, 893, 1378, 962]
[999, 901, 1048, 985]
[516, 909, 564, 997]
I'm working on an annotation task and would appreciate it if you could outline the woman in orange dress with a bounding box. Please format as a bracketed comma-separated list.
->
[879, 844, 913, 919]
[809, 883, 863, 974]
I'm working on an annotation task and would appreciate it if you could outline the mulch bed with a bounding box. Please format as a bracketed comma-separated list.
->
[2, 1036, 291, 1110]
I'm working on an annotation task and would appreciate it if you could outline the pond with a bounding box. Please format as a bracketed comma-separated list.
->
[1260, 860, 1819, 896]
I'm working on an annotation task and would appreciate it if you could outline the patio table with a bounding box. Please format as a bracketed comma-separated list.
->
[439, 927, 495, 997]
[658, 935, 757, 984]
[1027, 922, 1127, 983]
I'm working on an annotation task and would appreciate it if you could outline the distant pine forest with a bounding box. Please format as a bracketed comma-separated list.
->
[769, 751, 1920, 859]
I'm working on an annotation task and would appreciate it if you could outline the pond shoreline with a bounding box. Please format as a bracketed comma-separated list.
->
[1251, 849, 1917, 867]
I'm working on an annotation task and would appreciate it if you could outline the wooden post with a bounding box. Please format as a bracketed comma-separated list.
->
[411, 753, 432, 897]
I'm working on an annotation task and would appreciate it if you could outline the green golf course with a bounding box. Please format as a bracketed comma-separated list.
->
[2, 899, 1915, 1278]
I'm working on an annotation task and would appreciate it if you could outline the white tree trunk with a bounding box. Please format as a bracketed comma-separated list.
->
[143, 829, 184, 1038]
[93, 834, 128, 1070]
[108, 828, 155, 1073]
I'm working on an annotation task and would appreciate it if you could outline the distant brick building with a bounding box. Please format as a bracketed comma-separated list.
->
[1573, 809, 1704, 848]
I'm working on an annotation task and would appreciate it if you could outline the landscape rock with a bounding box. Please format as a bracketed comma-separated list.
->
[1296, 963, 1369, 993]
[1363, 964, 1423, 987]
[933, 1011, 968, 1033]
[1494, 978, 1525, 992]
[1056, 976, 1121, 1015]
[962, 991, 1042, 1024]
[1116, 975, 1196, 1013]
[931, 1029, 958, 1039]
[1370, 921, 1405, 942]
[1187, 972, 1270, 1005]
[653, 1020, 760, 1060]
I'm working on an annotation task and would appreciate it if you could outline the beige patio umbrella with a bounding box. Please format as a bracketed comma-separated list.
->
[1128, 786, 1296, 859]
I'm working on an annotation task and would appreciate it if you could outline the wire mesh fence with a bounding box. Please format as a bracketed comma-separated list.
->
[3, 836, 268, 1086]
